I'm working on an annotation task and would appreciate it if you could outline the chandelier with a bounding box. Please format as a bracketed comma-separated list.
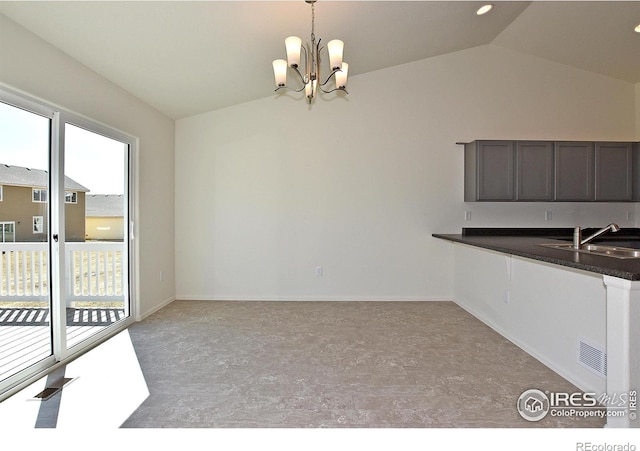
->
[272, 0, 349, 103]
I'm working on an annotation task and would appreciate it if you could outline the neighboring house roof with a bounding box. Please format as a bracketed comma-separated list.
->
[85, 194, 124, 217]
[0, 163, 89, 192]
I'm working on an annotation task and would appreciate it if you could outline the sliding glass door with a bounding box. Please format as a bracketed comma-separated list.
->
[0, 87, 136, 397]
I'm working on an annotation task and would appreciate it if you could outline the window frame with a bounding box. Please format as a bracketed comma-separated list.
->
[32, 215, 44, 234]
[0, 221, 15, 242]
[64, 191, 77, 204]
[32, 188, 47, 203]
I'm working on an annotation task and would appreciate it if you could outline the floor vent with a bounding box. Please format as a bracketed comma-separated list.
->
[33, 377, 75, 401]
[578, 337, 607, 379]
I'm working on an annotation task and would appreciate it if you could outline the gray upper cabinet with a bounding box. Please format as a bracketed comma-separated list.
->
[516, 141, 554, 201]
[464, 140, 514, 201]
[594, 142, 633, 201]
[554, 142, 594, 201]
[463, 139, 638, 202]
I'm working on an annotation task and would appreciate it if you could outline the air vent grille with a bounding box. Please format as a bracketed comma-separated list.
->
[578, 337, 607, 379]
[33, 377, 75, 401]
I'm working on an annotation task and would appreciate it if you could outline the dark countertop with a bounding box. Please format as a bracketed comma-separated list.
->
[433, 228, 640, 281]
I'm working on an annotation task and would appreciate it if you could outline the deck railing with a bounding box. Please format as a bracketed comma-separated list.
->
[0, 242, 125, 304]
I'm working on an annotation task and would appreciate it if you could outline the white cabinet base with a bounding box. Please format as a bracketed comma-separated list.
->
[602, 276, 640, 428]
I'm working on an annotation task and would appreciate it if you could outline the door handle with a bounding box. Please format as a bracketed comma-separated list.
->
[52, 234, 58, 242]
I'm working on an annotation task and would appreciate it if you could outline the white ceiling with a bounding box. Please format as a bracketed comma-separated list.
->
[1, 1, 639, 119]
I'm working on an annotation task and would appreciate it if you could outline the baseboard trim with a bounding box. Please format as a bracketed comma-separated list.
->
[137, 295, 176, 321]
[452, 297, 595, 393]
[175, 295, 451, 302]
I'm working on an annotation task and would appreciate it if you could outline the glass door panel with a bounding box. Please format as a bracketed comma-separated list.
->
[0, 101, 53, 383]
[63, 123, 130, 350]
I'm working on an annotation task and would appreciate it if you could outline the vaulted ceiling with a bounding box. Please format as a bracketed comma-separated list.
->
[1, 1, 639, 119]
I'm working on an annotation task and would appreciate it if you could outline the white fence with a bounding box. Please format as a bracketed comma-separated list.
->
[0, 242, 125, 304]
[0, 243, 47, 301]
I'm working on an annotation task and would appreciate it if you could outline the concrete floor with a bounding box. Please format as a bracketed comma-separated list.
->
[121, 300, 605, 428]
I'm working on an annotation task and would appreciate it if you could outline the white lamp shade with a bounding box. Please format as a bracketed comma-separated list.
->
[272, 59, 288, 87]
[285, 36, 302, 68]
[335, 62, 348, 89]
[305, 80, 317, 100]
[327, 39, 344, 70]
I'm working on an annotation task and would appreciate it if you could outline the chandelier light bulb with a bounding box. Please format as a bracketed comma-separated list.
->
[327, 39, 344, 71]
[335, 62, 348, 89]
[272, 59, 288, 87]
[305, 79, 317, 100]
[285, 36, 302, 68]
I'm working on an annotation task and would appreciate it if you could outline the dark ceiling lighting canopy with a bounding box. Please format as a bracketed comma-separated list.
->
[272, 0, 349, 104]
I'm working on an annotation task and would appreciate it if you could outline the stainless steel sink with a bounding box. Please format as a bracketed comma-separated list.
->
[539, 243, 640, 259]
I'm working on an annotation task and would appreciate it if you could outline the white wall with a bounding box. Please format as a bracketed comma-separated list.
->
[0, 14, 176, 318]
[175, 44, 637, 301]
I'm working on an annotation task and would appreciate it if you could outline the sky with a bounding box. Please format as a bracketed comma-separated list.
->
[0, 101, 126, 195]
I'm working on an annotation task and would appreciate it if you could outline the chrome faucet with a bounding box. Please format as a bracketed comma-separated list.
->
[572, 223, 620, 249]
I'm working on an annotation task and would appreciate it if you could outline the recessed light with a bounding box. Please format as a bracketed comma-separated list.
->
[476, 4, 493, 16]
[635, 23, 640, 33]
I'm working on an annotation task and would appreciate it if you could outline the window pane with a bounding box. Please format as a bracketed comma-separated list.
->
[63, 122, 130, 349]
[0, 100, 51, 384]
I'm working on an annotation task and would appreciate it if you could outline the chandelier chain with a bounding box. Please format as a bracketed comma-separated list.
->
[310, 2, 315, 42]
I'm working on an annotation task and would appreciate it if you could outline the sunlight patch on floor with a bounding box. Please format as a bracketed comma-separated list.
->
[0, 329, 148, 428]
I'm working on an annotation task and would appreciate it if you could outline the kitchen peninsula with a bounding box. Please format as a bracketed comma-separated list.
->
[434, 228, 640, 428]
[434, 228, 640, 280]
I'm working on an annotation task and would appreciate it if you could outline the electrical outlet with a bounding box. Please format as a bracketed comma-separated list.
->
[464, 211, 472, 221]
[315, 266, 323, 277]
[545, 211, 552, 221]
[503, 290, 510, 305]
[159, 271, 164, 282]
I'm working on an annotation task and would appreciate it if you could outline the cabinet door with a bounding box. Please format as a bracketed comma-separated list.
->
[516, 141, 554, 200]
[473, 141, 515, 201]
[554, 142, 594, 201]
[595, 142, 633, 201]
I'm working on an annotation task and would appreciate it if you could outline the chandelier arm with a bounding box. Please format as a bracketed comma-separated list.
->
[291, 64, 308, 86]
[319, 68, 343, 87]
[299, 44, 310, 84]
[318, 86, 348, 95]
[274, 85, 307, 93]
[306, 38, 318, 87]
